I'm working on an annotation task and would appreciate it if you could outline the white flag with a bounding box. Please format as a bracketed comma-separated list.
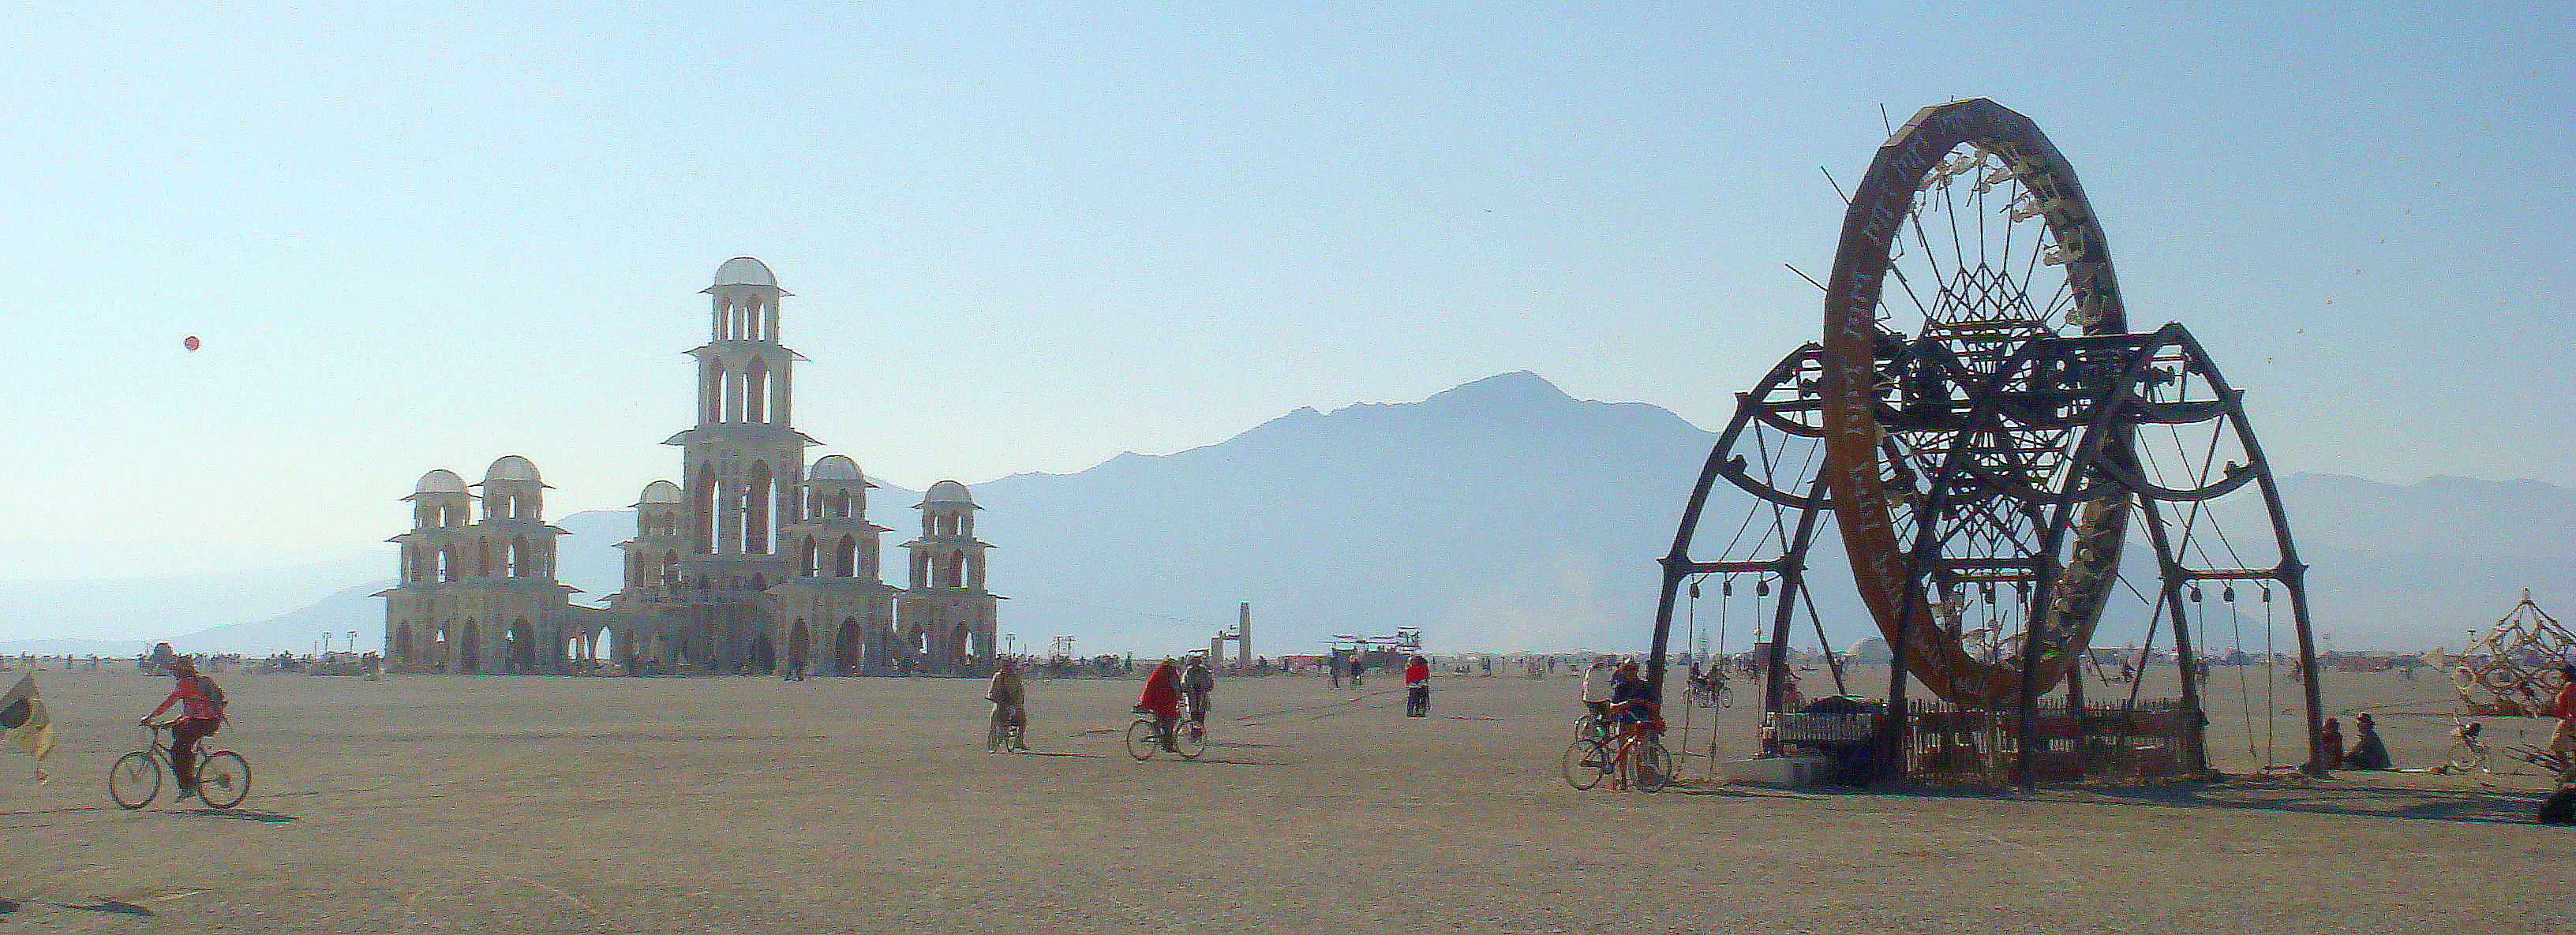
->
[2, 673, 55, 761]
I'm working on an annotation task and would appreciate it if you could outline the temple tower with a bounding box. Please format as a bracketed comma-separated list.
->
[896, 481, 1000, 673]
[770, 454, 901, 675]
[665, 257, 813, 583]
[383, 458, 581, 673]
[380, 469, 474, 671]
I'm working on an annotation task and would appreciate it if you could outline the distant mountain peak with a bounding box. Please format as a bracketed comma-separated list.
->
[1421, 371, 1570, 406]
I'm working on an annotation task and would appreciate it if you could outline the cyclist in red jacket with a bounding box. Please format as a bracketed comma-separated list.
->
[141, 656, 223, 800]
[1136, 658, 1182, 752]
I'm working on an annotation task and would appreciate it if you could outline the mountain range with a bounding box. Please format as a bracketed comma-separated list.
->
[5, 372, 2567, 657]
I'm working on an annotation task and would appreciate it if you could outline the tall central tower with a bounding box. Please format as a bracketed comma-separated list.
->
[662, 256, 817, 592]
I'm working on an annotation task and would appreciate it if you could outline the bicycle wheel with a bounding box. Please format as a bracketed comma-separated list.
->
[108, 752, 161, 810]
[195, 752, 250, 809]
[987, 713, 1009, 753]
[1125, 719, 1157, 761]
[1631, 739, 1675, 792]
[1176, 720, 1208, 760]
[1562, 741, 1608, 790]
[2443, 742, 2488, 773]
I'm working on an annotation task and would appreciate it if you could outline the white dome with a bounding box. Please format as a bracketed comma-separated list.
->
[484, 455, 541, 484]
[809, 455, 863, 482]
[923, 480, 974, 504]
[714, 256, 776, 287]
[414, 469, 467, 495]
[638, 480, 683, 504]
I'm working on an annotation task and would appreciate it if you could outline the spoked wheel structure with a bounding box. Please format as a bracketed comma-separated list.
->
[196, 751, 251, 809]
[1651, 99, 2327, 786]
[1174, 721, 1208, 761]
[1814, 98, 2134, 712]
[109, 752, 161, 810]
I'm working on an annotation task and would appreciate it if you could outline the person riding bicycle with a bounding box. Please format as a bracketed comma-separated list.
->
[1136, 657, 1182, 752]
[1606, 660, 1659, 731]
[140, 656, 223, 801]
[987, 658, 1031, 751]
[1580, 658, 1612, 720]
[1181, 657, 1214, 731]
[1403, 654, 1430, 716]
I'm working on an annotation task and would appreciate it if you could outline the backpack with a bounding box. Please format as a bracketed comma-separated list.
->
[195, 674, 227, 716]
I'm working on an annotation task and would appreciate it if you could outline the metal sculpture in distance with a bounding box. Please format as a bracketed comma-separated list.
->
[1649, 98, 2328, 785]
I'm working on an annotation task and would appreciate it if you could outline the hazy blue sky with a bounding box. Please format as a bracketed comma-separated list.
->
[4, 2, 2568, 567]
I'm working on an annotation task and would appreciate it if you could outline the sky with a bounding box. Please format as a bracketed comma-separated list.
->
[2, 2, 2568, 572]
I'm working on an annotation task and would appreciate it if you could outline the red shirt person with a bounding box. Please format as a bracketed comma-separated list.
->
[143, 657, 223, 798]
[1403, 655, 1432, 716]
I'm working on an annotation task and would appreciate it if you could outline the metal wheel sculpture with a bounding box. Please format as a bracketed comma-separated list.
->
[1815, 99, 2130, 711]
[1650, 99, 2328, 784]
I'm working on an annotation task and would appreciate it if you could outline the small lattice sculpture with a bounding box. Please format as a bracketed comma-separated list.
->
[2452, 591, 2571, 717]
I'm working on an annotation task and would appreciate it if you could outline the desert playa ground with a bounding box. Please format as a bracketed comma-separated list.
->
[2, 666, 2563, 933]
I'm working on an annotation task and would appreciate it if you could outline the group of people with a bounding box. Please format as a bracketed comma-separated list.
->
[1579, 658, 1659, 729]
[2316, 714, 2393, 770]
[985, 653, 1446, 754]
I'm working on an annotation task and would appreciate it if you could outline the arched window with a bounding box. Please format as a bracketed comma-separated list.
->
[834, 536, 857, 578]
[440, 546, 460, 583]
[661, 552, 680, 590]
[746, 357, 768, 422]
[509, 537, 530, 577]
[692, 463, 716, 554]
[700, 356, 721, 423]
[745, 462, 773, 554]
[799, 537, 818, 577]
[724, 366, 743, 421]
[751, 574, 767, 590]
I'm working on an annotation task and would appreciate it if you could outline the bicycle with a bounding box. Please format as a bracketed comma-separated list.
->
[987, 703, 1027, 753]
[1574, 707, 1613, 744]
[1561, 709, 1672, 792]
[1684, 678, 1732, 709]
[110, 723, 250, 810]
[1125, 709, 1206, 761]
[2432, 719, 2492, 775]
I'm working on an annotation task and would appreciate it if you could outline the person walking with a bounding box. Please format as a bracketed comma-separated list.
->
[2548, 664, 2576, 780]
[1403, 655, 1430, 716]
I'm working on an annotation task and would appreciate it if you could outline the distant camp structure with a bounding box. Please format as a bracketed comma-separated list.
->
[2451, 591, 2570, 716]
[380, 258, 1001, 677]
[1651, 99, 2323, 788]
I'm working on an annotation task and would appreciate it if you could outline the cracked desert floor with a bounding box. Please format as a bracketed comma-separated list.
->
[3, 667, 2563, 933]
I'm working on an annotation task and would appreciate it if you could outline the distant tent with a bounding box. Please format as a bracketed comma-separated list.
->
[1844, 638, 1893, 665]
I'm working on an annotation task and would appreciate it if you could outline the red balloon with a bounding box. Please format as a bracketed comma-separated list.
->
[183, 335, 200, 351]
